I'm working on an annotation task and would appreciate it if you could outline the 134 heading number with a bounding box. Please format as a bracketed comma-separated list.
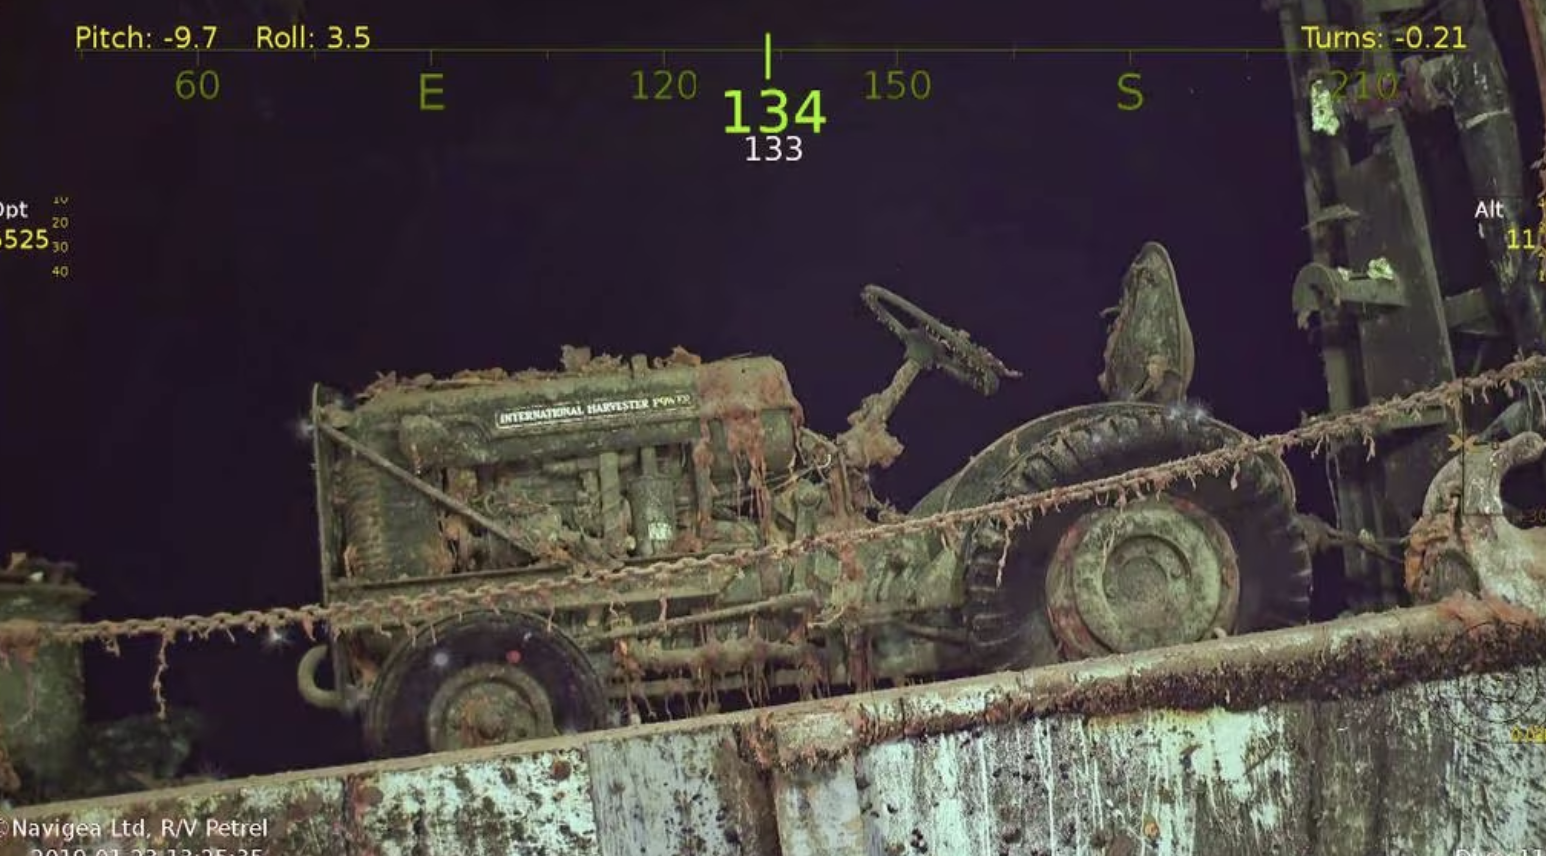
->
[725, 88, 825, 135]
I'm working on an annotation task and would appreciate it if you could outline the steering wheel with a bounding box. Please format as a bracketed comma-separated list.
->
[861, 285, 1022, 395]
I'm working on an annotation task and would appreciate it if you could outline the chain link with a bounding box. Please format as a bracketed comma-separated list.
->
[6, 354, 1545, 653]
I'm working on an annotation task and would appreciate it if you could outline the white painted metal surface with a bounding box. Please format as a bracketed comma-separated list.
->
[6, 606, 1544, 856]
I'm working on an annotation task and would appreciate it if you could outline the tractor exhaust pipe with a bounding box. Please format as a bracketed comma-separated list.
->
[296, 644, 344, 710]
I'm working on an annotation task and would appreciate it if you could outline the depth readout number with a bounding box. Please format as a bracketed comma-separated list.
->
[0, 228, 49, 250]
[631, 68, 698, 101]
[864, 69, 931, 100]
[725, 88, 825, 135]
[174, 69, 220, 101]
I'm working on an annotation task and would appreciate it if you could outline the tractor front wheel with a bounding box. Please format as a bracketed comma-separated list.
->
[362, 611, 609, 758]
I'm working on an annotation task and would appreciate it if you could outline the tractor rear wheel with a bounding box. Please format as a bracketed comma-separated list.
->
[959, 402, 1311, 669]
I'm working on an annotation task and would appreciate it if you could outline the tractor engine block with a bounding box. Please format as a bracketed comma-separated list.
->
[321, 355, 803, 581]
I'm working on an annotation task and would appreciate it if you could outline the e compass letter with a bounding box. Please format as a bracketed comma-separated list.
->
[495, 393, 694, 431]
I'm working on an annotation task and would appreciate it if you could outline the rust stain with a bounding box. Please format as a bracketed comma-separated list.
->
[340, 774, 384, 856]
[357, 344, 692, 400]
[694, 359, 801, 423]
[655, 345, 703, 367]
[710, 734, 779, 851]
[837, 407, 905, 469]
[1404, 512, 1456, 597]
[694, 360, 801, 538]
[691, 424, 718, 532]
[736, 598, 1546, 769]
[0, 618, 43, 661]
[837, 541, 863, 582]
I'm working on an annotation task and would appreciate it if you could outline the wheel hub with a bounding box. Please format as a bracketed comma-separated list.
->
[1046, 496, 1239, 657]
[424, 662, 557, 752]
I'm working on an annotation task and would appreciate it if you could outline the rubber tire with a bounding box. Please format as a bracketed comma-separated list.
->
[362, 611, 608, 759]
[961, 403, 1311, 670]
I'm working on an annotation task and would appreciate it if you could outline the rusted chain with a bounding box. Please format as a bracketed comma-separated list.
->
[10, 353, 1546, 650]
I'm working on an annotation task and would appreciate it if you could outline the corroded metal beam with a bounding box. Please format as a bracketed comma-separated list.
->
[2, 595, 1543, 856]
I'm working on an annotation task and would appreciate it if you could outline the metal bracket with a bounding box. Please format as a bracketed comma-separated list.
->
[1292, 262, 1408, 329]
[1443, 288, 1504, 337]
[1406, 432, 1546, 614]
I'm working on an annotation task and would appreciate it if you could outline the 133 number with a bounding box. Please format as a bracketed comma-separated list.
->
[744, 135, 802, 163]
[725, 88, 826, 135]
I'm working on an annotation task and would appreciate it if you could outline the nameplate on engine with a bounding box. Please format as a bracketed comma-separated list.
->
[494, 392, 696, 431]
